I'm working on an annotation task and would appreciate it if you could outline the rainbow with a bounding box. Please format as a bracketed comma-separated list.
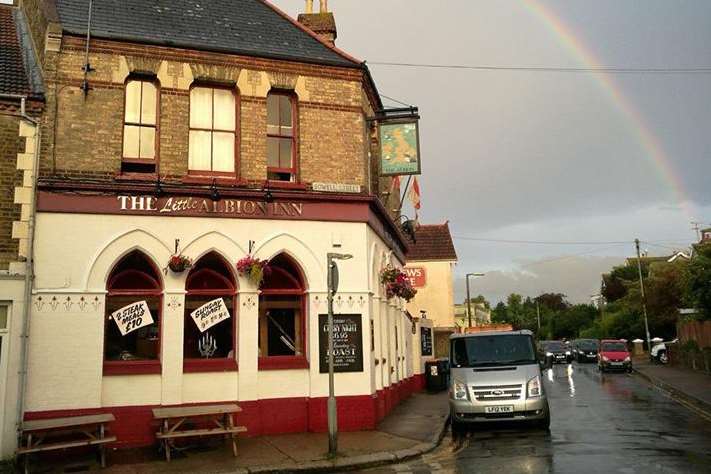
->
[522, 0, 696, 218]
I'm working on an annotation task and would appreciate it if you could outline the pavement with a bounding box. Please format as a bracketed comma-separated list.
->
[359, 363, 711, 474]
[28, 391, 449, 473]
[632, 359, 711, 419]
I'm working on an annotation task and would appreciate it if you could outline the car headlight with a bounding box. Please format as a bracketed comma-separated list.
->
[527, 375, 542, 398]
[546, 352, 553, 357]
[602, 356, 609, 362]
[624, 356, 631, 362]
[565, 351, 571, 355]
[452, 380, 469, 400]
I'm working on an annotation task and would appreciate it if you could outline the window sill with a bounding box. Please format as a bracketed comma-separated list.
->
[115, 172, 158, 182]
[183, 358, 238, 373]
[103, 360, 161, 376]
[267, 181, 308, 190]
[182, 175, 243, 186]
[258, 356, 309, 371]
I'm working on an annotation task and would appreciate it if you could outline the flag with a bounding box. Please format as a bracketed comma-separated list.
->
[408, 177, 421, 220]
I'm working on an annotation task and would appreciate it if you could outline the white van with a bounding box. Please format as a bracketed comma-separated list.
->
[449, 330, 550, 431]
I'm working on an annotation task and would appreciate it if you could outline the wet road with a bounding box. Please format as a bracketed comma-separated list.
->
[362, 363, 711, 474]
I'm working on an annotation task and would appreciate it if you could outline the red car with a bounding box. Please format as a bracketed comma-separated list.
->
[598, 340, 632, 373]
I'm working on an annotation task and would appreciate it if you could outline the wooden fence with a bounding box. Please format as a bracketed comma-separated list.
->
[678, 320, 711, 349]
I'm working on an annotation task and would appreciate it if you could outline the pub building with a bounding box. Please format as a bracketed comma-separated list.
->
[0, 0, 436, 456]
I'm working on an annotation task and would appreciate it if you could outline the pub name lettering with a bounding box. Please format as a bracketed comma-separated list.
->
[117, 195, 304, 217]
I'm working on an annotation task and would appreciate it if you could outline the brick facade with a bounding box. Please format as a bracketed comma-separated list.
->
[0, 115, 23, 270]
[36, 36, 378, 190]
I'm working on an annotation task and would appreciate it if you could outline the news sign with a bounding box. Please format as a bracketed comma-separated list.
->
[404, 267, 426, 288]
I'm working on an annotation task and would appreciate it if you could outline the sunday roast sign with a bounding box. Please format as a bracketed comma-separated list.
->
[111, 301, 154, 336]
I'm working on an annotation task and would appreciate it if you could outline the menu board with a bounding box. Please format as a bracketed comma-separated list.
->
[318, 314, 363, 373]
[421, 326, 433, 356]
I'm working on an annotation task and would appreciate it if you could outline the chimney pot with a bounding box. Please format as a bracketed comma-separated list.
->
[305, 0, 313, 14]
[320, 0, 328, 13]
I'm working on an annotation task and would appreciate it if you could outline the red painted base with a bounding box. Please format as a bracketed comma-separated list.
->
[24, 374, 425, 448]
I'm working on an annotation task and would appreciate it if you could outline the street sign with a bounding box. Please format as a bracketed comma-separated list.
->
[329, 261, 339, 294]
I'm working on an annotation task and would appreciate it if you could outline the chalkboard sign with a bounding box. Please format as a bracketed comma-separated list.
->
[421, 326, 433, 356]
[319, 314, 364, 373]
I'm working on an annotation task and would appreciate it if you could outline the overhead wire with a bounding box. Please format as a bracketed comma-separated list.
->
[369, 61, 711, 75]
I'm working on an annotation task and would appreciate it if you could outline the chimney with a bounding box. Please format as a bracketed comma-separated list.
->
[298, 0, 337, 46]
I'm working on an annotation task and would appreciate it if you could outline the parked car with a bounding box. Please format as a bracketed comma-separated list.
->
[573, 339, 599, 363]
[539, 340, 571, 365]
[651, 338, 677, 364]
[598, 340, 632, 373]
[449, 330, 550, 432]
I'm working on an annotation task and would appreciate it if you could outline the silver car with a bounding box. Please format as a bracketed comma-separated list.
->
[449, 330, 550, 431]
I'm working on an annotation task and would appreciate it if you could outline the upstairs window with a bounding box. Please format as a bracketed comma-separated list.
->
[267, 93, 297, 182]
[189, 86, 236, 174]
[123, 79, 158, 173]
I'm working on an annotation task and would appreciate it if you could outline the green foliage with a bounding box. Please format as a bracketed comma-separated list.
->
[464, 294, 491, 310]
[683, 242, 711, 320]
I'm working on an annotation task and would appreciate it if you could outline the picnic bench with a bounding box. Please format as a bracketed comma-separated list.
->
[17, 413, 116, 474]
[152, 404, 246, 461]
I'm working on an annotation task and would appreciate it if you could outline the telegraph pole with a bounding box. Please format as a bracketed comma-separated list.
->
[634, 239, 651, 356]
[465, 273, 485, 328]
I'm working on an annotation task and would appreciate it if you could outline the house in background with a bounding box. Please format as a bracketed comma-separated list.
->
[453, 302, 492, 329]
[405, 222, 458, 358]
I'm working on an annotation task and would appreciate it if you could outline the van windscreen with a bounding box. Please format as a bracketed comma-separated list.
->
[451, 335, 536, 368]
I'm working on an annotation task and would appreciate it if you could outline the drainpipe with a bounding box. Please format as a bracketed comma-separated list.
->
[1, 94, 41, 441]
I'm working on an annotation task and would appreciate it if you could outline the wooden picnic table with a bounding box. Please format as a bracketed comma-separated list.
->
[17, 413, 116, 474]
[152, 403, 246, 461]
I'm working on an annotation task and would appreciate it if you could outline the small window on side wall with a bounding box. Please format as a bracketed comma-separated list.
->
[267, 93, 296, 182]
[122, 79, 158, 173]
[189, 86, 236, 174]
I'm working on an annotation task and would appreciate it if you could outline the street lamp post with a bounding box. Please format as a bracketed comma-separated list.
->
[465, 273, 485, 328]
[326, 252, 352, 458]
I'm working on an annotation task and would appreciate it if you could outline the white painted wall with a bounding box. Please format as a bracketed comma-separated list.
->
[22, 213, 419, 418]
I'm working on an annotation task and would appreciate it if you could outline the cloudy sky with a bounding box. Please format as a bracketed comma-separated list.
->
[272, 0, 711, 303]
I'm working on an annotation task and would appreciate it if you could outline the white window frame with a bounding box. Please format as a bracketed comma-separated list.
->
[0, 303, 11, 455]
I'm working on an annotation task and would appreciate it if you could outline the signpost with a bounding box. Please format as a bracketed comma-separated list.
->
[326, 252, 353, 458]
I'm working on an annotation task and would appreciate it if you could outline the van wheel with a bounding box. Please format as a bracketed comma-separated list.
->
[535, 412, 550, 431]
[451, 416, 466, 436]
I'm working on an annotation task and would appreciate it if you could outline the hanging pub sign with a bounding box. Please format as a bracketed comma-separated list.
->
[111, 301, 154, 336]
[421, 326, 433, 356]
[318, 314, 364, 373]
[190, 298, 231, 333]
[379, 121, 421, 176]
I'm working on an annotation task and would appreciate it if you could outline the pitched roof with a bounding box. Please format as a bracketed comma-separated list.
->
[54, 0, 361, 68]
[0, 7, 44, 99]
[406, 223, 458, 262]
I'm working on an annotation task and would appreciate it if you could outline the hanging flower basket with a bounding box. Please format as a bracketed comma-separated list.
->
[237, 255, 271, 286]
[167, 254, 192, 273]
[380, 265, 417, 302]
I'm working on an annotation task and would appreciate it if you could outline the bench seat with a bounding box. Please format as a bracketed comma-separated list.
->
[17, 436, 117, 455]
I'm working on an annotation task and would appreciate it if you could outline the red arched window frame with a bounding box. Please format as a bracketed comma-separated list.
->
[183, 254, 239, 372]
[105, 252, 163, 376]
[258, 254, 308, 370]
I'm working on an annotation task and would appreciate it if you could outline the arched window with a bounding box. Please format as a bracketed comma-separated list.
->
[104, 250, 162, 375]
[258, 254, 307, 370]
[183, 252, 238, 372]
[266, 92, 297, 182]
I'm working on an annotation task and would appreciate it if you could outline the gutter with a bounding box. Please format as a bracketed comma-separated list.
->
[0, 94, 41, 443]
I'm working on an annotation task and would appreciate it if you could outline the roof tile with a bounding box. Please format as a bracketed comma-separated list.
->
[55, 0, 359, 67]
[406, 223, 458, 261]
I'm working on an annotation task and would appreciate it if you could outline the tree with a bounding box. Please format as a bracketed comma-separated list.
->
[684, 242, 711, 320]
[535, 293, 570, 312]
[464, 294, 490, 310]
[491, 301, 508, 324]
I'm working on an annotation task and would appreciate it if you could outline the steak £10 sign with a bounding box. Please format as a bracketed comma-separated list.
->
[111, 300, 154, 336]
